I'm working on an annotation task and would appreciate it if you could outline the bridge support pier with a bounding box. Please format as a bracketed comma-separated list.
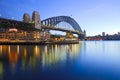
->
[78, 34, 85, 40]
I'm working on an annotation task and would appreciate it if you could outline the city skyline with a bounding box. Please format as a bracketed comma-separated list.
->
[0, 0, 120, 36]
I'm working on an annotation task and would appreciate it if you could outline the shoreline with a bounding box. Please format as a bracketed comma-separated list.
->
[0, 41, 79, 45]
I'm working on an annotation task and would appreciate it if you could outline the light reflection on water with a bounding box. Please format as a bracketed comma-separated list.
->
[0, 43, 82, 80]
[1, 41, 120, 80]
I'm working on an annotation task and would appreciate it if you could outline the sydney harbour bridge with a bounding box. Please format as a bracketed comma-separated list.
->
[0, 11, 85, 39]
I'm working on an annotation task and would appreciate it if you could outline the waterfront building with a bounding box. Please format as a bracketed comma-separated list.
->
[0, 28, 50, 42]
[45, 31, 51, 41]
[40, 31, 50, 41]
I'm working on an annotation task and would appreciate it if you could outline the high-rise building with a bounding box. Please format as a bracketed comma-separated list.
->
[102, 32, 105, 37]
[32, 11, 41, 30]
[84, 30, 86, 38]
[23, 13, 31, 23]
[118, 32, 120, 35]
[102, 32, 105, 40]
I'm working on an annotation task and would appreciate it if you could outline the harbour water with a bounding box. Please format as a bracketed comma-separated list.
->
[0, 41, 120, 80]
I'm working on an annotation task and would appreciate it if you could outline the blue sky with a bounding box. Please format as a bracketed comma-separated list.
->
[0, 0, 120, 36]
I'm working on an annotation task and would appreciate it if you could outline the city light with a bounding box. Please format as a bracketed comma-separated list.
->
[9, 28, 18, 32]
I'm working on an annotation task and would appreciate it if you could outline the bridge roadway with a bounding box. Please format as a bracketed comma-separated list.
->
[41, 25, 84, 35]
[0, 18, 84, 35]
[0, 17, 30, 25]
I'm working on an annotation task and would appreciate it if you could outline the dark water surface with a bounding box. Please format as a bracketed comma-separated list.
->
[0, 41, 120, 80]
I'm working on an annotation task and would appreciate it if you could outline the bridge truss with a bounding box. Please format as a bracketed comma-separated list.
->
[41, 16, 82, 32]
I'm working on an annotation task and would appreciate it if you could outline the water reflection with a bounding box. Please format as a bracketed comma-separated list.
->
[0, 43, 82, 73]
[0, 62, 3, 80]
[1, 41, 120, 80]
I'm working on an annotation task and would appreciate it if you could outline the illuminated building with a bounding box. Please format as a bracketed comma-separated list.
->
[0, 28, 50, 42]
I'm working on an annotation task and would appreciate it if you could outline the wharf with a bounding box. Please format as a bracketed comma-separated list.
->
[0, 41, 79, 45]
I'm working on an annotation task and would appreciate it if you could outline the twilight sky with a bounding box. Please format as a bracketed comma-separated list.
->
[0, 0, 120, 36]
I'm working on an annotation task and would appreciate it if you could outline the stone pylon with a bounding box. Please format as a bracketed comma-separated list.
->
[32, 11, 41, 30]
[23, 13, 31, 23]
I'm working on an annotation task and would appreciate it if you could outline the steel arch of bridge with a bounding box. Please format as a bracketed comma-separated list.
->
[41, 16, 82, 32]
